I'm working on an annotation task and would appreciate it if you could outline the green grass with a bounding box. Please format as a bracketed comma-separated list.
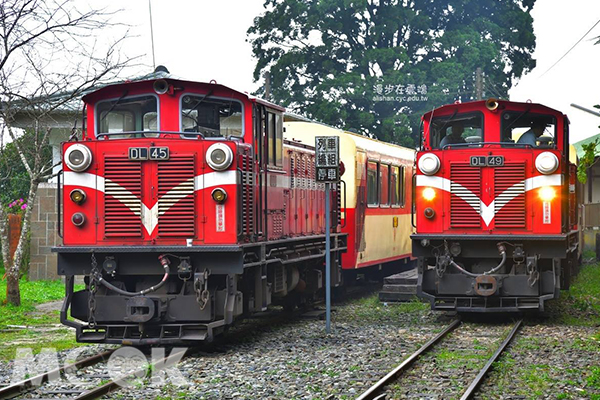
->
[0, 279, 82, 326]
[548, 261, 600, 325]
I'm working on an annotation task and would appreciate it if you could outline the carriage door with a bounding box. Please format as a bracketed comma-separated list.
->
[254, 105, 268, 239]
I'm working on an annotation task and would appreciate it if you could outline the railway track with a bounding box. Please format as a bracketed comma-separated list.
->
[356, 318, 522, 400]
[0, 346, 188, 400]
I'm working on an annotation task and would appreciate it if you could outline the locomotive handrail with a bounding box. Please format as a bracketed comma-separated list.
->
[96, 130, 205, 139]
[411, 173, 416, 228]
[340, 179, 347, 228]
[440, 142, 550, 150]
[57, 169, 63, 238]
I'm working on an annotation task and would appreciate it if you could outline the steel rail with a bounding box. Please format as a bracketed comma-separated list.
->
[460, 319, 522, 400]
[356, 319, 461, 400]
[74, 347, 188, 400]
[0, 349, 116, 400]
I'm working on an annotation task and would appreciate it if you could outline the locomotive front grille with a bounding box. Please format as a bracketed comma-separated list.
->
[494, 162, 526, 228]
[104, 155, 143, 237]
[450, 163, 481, 228]
[157, 155, 196, 237]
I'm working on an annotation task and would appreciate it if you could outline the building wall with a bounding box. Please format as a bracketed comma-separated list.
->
[29, 182, 61, 280]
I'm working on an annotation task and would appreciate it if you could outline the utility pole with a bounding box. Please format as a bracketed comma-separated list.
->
[475, 67, 483, 100]
[263, 71, 271, 101]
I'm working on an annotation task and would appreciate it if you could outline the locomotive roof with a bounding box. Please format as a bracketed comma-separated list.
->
[422, 99, 566, 120]
[82, 74, 285, 111]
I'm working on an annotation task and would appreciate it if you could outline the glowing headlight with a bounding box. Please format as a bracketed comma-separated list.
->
[64, 144, 92, 172]
[539, 186, 556, 201]
[418, 153, 441, 175]
[206, 143, 233, 171]
[422, 187, 436, 201]
[535, 152, 559, 175]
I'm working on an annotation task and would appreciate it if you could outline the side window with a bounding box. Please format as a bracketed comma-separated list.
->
[380, 164, 390, 206]
[267, 111, 283, 167]
[400, 166, 406, 207]
[391, 166, 400, 206]
[367, 161, 379, 206]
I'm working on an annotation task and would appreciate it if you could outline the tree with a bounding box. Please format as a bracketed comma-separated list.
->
[248, 0, 537, 145]
[0, 0, 136, 306]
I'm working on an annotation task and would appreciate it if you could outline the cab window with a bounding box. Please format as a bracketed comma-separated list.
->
[181, 95, 243, 137]
[430, 113, 483, 149]
[97, 95, 158, 137]
[501, 112, 557, 148]
[267, 111, 283, 167]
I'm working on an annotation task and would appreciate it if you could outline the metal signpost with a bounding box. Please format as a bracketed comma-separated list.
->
[315, 136, 340, 334]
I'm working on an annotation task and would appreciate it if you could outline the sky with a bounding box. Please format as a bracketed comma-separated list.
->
[5, 0, 600, 145]
[113, 0, 600, 144]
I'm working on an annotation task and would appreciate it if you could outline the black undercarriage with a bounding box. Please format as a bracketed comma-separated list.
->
[412, 233, 579, 312]
[54, 234, 347, 345]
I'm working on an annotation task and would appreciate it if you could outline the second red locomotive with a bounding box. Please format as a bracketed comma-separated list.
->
[413, 99, 580, 312]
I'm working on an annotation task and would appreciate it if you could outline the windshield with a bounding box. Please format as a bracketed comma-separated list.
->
[501, 112, 557, 148]
[181, 95, 243, 137]
[96, 95, 158, 138]
[429, 113, 483, 149]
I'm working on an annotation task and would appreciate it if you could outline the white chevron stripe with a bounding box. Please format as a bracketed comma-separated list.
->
[416, 173, 562, 227]
[64, 170, 239, 235]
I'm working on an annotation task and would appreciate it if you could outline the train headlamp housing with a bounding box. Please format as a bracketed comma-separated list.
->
[535, 152, 559, 175]
[71, 212, 86, 227]
[206, 143, 233, 171]
[418, 153, 441, 175]
[69, 189, 87, 205]
[64, 144, 92, 172]
[211, 188, 227, 204]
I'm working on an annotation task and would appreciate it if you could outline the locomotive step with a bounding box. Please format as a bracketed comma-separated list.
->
[383, 268, 418, 285]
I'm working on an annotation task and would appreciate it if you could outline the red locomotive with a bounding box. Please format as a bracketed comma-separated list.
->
[413, 99, 580, 312]
[55, 71, 415, 344]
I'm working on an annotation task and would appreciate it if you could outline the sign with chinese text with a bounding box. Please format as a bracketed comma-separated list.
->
[315, 136, 340, 182]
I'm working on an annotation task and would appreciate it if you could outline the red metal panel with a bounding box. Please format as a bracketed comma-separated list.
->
[450, 163, 481, 228]
[494, 163, 526, 229]
[157, 155, 196, 237]
[104, 155, 142, 237]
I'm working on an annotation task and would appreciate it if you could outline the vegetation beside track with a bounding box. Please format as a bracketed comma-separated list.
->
[0, 277, 85, 361]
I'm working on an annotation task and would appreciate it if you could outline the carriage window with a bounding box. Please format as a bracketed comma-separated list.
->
[501, 112, 557, 148]
[430, 113, 483, 149]
[367, 161, 379, 206]
[380, 164, 390, 206]
[181, 95, 243, 137]
[97, 95, 158, 137]
[400, 166, 406, 207]
[391, 166, 400, 206]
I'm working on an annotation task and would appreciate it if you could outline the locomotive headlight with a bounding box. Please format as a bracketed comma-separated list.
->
[539, 186, 556, 201]
[535, 152, 559, 175]
[69, 189, 87, 204]
[64, 144, 92, 172]
[211, 188, 227, 203]
[422, 187, 436, 201]
[418, 153, 441, 175]
[206, 143, 233, 171]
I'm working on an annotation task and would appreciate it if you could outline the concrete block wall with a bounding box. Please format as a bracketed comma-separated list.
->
[29, 182, 61, 280]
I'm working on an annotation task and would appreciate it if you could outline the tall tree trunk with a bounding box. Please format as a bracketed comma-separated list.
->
[6, 268, 20, 306]
[6, 178, 39, 306]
